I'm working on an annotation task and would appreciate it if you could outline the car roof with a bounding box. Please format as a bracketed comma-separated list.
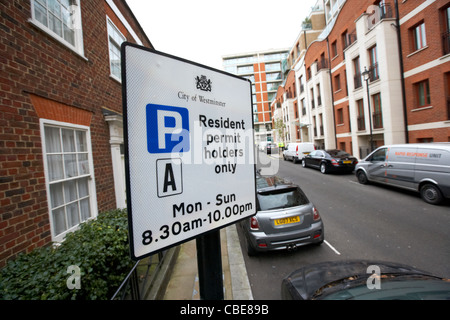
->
[255, 175, 297, 192]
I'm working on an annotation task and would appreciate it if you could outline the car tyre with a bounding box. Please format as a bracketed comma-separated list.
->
[420, 183, 443, 205]
[320, 163, 328, 174]
[356, 170, 369, 185]
[302, 160, 307, 168]
[245, 237, 258, 256]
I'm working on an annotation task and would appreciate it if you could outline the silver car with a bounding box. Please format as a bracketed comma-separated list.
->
[240, 175, 324, 256]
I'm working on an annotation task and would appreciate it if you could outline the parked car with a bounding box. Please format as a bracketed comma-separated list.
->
[302, 149, 358, 174]
[355, 143, 450, 205]
[266, 143, 278, 154]
[258, 141, 269, 151]
[240, 174, 324, 256]
[283, 142, 315, 163]
[281, 260, 450, 300]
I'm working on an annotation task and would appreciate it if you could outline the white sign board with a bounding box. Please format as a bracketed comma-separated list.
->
[122, 43, 256, 260]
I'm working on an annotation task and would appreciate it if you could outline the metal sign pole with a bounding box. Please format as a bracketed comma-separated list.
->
[196, 230, 224, 300]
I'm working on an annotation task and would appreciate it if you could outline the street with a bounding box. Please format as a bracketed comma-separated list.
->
[238, 151, 450, 300]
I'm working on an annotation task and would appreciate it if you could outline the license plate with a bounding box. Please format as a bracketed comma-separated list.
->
[343, 160, 352, 164]
[274, 216, 300, 226]
[303, 152, 310, 155]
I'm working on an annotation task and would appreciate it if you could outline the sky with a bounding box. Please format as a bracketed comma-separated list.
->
[126, 0, 319, 70]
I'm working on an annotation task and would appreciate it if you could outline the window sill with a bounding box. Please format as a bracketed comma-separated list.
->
[28, 19, 88, 62]
[406, 46, 428, 58]
[411, 105, 433, 112]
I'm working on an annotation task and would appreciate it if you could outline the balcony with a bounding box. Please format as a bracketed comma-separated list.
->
[357, 116, 366, 131]
[368, 63, 379, 82]
[343, 32, 357, 50]
[373, 111, 383, 129]
[368, 4, 393, 30]
[316, 59, 329, 73]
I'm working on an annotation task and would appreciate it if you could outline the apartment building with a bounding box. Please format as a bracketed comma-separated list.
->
[222, 49, 289, 144]
[0, 0, 152, 267]
[280, 0, 449, 159]
[273, 0, 327, 146]
[398, 0, 450, 143]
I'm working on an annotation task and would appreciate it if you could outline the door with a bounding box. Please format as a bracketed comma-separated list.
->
[310, 150, 325, 169]
[365, 147, 388, 182]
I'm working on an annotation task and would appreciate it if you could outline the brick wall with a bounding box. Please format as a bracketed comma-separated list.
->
[0, 0, 152, 267]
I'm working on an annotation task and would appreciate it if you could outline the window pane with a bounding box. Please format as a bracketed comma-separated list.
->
[49, 13, 62, 37]
[76, 131, 87, 152]
[80, 198, 90, 221]
[62, 129, 75, 152]
[48, 154, 64, 181]
[52, 207, 66, 235]
[50, 183, 64, 208]
[64, 154, 78, 178]
[78, 153, 89, 175]
[34, 0, 48, 27]
[45, 126, 61, 153]
[64, 180, 77, 202]
[63, 24, 75, 45]
[48, 0, 61, 16]
[78, 177, 89, 197]
[67, 202, 80, 228]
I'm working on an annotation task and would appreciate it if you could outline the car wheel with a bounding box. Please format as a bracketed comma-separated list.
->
[302, 160, 306, 168]
[420, 183, 443, 205]
[356, 170, 369, 185]
[320, 163, 328, 174]
[245, 237, 258, 256]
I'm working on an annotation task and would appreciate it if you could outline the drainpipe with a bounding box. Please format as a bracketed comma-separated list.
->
[326, 36, 338, 149]
[394, 0, 409, 143]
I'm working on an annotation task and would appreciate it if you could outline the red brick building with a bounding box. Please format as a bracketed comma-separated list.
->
[398, 0, 450, 143]
[0, 0, 152, 267]
[285, 0, 449, 158]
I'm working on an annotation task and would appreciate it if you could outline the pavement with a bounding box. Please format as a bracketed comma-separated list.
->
[161, 225, 253, 300]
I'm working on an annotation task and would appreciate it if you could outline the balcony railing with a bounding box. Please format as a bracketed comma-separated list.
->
[368, 63, 379, 82]
[357, 116, 366, 131]
[343, 32, 357, 50]
[373, 111, 383, 129]
[317, 59, 329, 72]
[368, 3, 393, 29]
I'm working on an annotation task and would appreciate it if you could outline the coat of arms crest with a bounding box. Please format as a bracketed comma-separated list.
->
[195, 75, 212, 92]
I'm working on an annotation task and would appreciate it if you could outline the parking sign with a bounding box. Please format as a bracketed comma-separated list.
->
[122, 43, 256, 260]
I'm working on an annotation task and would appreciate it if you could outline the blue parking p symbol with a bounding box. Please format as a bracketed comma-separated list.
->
[147, 104, 190, 153]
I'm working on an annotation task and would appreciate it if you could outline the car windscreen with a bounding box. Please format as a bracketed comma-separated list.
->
[257, 187, 309, 211]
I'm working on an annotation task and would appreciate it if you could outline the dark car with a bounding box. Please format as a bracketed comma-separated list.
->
[240, 174, 324, 256]
[266, 143, 278, 154]
[281, 260, 450, 300]
[302, 149, 358, 174]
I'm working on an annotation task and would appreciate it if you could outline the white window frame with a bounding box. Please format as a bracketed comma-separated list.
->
[40, 119, 97, 243]
[107, 17, 126, 82]
[29, 0, 85, 58]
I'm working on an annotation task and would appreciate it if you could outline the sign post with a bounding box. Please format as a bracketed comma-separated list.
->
[121, 43, 256, 299]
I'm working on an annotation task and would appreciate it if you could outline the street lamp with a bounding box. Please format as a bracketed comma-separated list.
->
[362, 66, 374, 152]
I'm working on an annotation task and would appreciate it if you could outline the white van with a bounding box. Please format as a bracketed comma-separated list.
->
[283, 142, 315, 164]
[355, 143, 450, 204]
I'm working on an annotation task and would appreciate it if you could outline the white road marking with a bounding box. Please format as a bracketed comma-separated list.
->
[324, 240, 341, 255]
